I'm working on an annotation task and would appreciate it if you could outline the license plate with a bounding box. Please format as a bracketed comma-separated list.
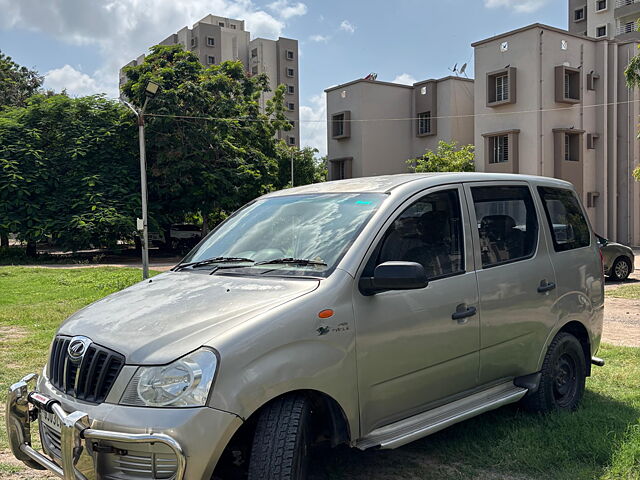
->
[39, 408, 62, 432]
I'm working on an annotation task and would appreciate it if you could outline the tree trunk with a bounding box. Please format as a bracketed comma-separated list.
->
[202, 215, 209, 235]
[0, 234, 8, 248]
[26, 241, 37, 257]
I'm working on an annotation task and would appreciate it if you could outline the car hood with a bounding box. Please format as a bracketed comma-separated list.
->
[58, 271, 320, 364]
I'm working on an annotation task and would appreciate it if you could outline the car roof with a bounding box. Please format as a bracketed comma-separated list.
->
[263, 173, 573, 197]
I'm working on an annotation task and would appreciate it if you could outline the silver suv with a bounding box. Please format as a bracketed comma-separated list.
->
[6, 173, 604, 480]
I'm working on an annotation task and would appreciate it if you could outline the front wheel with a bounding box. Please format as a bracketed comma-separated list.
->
[611, 256, 632, 281]
[248, 395, 311, 480]
[522, 332, 586, 413]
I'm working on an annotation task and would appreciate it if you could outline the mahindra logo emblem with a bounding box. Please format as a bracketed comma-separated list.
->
[67, 336, 92, 363]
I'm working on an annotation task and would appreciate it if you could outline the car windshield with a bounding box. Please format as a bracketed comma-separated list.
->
[181, 193, 386, 277]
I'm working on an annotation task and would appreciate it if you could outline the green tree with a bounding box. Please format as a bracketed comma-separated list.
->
[0, 94, 139, 254]
[276, 146, 327, 188]
[408, 141, 475, 173]
[625, 49, 640, 181]
[121, 44, 291, 230]
[0, 51, 43, 109]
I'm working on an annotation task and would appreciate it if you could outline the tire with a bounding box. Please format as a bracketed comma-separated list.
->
[247, 395, 311, 480]
[522, 332, 586, 413]
[611, 256, 632, 281]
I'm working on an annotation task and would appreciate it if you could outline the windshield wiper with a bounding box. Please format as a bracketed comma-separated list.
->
[173, 257, 255, 271]
[254, 257, 327, 267]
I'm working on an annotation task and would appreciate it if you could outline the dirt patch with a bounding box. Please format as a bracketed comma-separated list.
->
[602, 296, 640, 347]
[0, 450, 55, 479]
[0, 326, 29, 342]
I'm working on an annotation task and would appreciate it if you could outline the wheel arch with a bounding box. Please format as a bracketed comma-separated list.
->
[540, 320, 592, 377]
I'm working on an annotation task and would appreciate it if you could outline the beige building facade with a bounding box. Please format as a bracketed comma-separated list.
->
[325, 76, 474, 180]
[473, 24, 640, 245]
[120, 15, 299, 146]
[569, 0, 640, 40]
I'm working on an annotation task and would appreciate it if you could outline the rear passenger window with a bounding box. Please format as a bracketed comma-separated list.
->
[471, 186, 538, 268]
[538, 187, 590, 251]
[374, 189, 464, 279]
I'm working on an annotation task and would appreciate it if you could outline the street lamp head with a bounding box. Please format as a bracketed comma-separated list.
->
[145, 81, 160, 98]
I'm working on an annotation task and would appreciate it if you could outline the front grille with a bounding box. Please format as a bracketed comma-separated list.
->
[49, 336, 125, 403]
[40, 421, 62, 458]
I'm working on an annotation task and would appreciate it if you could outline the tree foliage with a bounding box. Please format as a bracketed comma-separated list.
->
[408, 141, 475, 173]
[276, 146, 327, 187]
[624, 44, 640, 181]
[121, 44, 293, 228]
[0, 95, 139, 251]
[0, 51, 43, 108]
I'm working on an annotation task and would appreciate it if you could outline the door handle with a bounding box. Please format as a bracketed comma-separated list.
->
[537, 280, 556, 293]
[452, 304, 477, 322]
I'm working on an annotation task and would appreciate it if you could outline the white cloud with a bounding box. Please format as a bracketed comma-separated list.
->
[0, 0, 303, 97]
[300, 93, 326, 156]
[309, 34, 330, 43]
[392, 73, 417, 85]
[339, 20, 355, 33]
[44, 65, 118, 97]
[268, 0, 307, 19]
[484, 0, 549, 13]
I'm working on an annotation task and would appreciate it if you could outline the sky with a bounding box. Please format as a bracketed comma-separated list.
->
[0, 0, 567, 156]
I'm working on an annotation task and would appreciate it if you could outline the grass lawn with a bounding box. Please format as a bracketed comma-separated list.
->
[606, 283, 640, 300]
[1, 266, 639, 479]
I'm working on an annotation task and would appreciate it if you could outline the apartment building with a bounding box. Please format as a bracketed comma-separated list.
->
[325, 76, 474, 180]
[120, 15, 299, 146]
[473, 23, 640, 245]
[569, 0, 640, 40]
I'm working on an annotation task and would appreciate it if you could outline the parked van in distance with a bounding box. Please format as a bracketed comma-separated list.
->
[7, 173, 604, 480]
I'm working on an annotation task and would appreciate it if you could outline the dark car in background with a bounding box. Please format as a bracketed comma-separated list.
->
[597, 234, 635, 281]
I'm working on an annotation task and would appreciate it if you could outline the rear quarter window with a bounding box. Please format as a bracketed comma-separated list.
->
[537, 186, 590, 252]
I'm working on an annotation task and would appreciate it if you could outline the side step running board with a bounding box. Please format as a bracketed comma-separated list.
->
[356, 382, 527, 450]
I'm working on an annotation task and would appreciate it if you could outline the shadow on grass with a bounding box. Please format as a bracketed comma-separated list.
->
[308, 390, 639, 480]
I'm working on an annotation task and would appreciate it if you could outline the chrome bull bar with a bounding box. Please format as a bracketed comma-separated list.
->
[6, 374, 187, 480]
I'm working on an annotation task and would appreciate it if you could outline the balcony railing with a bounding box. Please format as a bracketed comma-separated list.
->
[617, 20, 639, 34]
[616, 0, 640, 7]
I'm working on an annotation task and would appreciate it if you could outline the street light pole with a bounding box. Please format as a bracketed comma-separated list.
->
[290, 149, 294, 187]
[120, 82, 158, 280]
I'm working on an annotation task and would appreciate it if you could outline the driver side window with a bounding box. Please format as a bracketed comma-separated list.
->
[371, 189, 465, 280]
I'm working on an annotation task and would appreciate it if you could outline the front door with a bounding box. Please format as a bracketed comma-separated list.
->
[353, 185, 480, 435]
[464, 182, 558, 383]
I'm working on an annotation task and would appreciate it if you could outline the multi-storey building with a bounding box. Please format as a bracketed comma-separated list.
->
[473, 23, 640, 245]
[120, 15, 299, 146]
[325, 76, 474, 180]
[569, 0, 640, 40]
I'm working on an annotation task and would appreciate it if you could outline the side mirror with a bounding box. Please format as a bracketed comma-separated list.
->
[359, 261, 428, 296]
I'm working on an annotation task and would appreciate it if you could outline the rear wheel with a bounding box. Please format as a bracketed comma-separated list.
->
[247, 395, 311, 480]
[522, 332, 586, 413]
[611, 256, 632, 281]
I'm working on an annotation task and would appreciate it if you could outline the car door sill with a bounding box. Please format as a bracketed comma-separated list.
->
[356, 381, 527, 450]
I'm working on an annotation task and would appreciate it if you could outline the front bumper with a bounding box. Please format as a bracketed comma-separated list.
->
[6, 373, 242, 480]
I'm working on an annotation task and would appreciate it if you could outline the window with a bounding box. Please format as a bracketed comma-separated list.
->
[207, 56, 215, 65]
[596, 0, 607, 11]
[487, 67, 516, 106]
[288, 136, 296, 145]
[288, 102, 295, 111]
[621, 21, 637, 34]
[417, 112, 432, 135]
[556, 66, 581, 103]
[287, 68, 295, 77]
[538, 187, 590, 251]
[574, 8, 585, 21]
[286, 50, 295, 60]
[287, 85, 295, 94]
[251, 48, 258, 58]
[472, 186, 538, 268]
[230, 24, 237, 29]
[331, 111, 350, 139]
[420, 86, 427, 95]
[207, 36, 215, 46]
[596, 25, 607, 37]
[490, 135, 509, 164]
[329, 158, 352, 180]
[374, 189, 464, 279]
[289, 120, 295, 128]
[563, 132, 581, 161]
[251, 66, 258, 75]
[587, 133, 599, 149]
[218, 22, 225, 27]
[190, 37, 197, 47]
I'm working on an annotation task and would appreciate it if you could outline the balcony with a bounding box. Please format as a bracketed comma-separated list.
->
[616, 19, 639, 36]
[615, 0, 640, 19]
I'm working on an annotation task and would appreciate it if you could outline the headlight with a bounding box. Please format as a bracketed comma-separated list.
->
[121, 349, 217, 407]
